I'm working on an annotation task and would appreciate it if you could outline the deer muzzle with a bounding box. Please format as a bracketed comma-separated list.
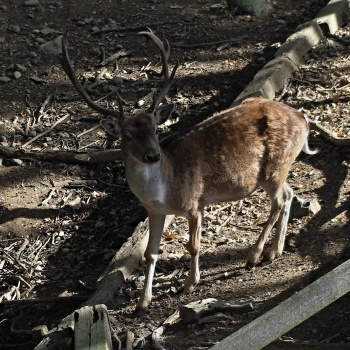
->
[143, 148, 161, 163]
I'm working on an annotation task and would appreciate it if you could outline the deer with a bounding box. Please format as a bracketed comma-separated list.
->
[59, 30, 317, 312]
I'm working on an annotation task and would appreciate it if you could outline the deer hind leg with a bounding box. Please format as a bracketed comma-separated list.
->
[136, 212, 166, 312]
[247, 184, 286, 266]
[267, 183, 293, 261]
[182, 210, 202, 293]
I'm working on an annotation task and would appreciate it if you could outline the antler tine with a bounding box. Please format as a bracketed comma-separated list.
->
[138, 28, 170, 79]
[138, 28, 178, 113]
[60, 32, 123, 120]
[148, 61, 178, 113]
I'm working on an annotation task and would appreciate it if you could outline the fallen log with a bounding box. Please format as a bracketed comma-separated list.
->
[34, 215, 174, 349]
[0, 145, 123, 164]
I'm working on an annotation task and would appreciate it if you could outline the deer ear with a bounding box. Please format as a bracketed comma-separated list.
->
[100, 119, 121, 137]
[154, 104, 175, 125]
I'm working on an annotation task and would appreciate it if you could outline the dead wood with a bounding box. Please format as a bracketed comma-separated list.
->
[100, 50, 134, 66]
[125, 329, 135, 350]
[22, 114, 70, 148]
[2, 295, 87, 306]
[0, 145, 123, 164]
[34, 215, 174, 349]
[172, 38, 240, 48]
[152, 311, 180, 350]
[310, 122, 350, 146]
[85, 215, 174, 307]
[91, 21, 189, 35]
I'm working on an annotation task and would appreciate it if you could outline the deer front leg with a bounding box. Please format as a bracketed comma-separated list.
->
[183, 211, 202, 293]
[136, 212, 166, 312]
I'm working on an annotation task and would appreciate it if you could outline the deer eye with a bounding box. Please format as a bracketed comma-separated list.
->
[123, 134, 132, 142]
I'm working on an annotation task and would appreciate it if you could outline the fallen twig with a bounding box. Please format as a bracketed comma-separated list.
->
[152, 311, 180, 350]
[76, 124, 100, 138]
[22, 114, 70, 148]
[2, 295, 88, 306]
[172, 38, 240, 49]
[327, 33, 350, 46]
[40, 187, 56, 206]
[92, 21, 190, 35]
[37, 94, 53, 123]
[310, 121, 350, 146]
[100, 50, 133, 66]
[0, 144, 123, 164]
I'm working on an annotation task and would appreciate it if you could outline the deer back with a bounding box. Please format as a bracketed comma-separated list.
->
[155, 98, 310, 213]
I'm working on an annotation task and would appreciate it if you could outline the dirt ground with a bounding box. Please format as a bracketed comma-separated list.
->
[1, 0, 350, 349]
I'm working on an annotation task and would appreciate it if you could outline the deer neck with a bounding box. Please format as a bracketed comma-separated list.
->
[123, 150, 172, 211]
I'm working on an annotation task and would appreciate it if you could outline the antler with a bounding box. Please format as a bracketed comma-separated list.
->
[138, 28, 178, 113]
[60, 32, 124, 120]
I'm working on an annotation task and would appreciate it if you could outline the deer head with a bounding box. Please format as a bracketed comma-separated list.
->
[59, 29, 178, 164]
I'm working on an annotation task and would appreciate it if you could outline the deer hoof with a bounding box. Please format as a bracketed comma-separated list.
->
[266, 248, 282, 262]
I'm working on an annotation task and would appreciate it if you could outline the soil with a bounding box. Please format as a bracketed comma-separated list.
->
[1, 0, 350, 349]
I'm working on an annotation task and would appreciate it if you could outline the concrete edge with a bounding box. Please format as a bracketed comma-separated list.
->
[232, 0, 349, 106]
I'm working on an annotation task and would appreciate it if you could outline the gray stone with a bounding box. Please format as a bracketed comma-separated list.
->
[111, 77, 124, 86]
[13, 71, 22, 79]
[15, 63, 26, 71]
[39, 35, 62, 55]
[24, 0, 40, 6]
[227, 0, 273, 16]
[12, 25, 21, 33]
[0, 76, 11, 83]
[290, 197, 321, 220]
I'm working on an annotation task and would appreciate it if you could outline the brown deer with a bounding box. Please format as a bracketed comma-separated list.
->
[60, 31, 317, 312]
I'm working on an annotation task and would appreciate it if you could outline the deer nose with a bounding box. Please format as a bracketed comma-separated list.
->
[143, 149, 161, 163]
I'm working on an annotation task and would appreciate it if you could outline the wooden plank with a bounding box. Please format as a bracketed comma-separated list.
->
[265, 340, 350, 349]
[74, 304, 112, 350]
[209, 258, 350, 350]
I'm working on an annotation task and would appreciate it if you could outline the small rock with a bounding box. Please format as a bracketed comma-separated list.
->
[0, 76, 11, 83]
[111, 76, 124, 86]
[180, 254, 190, 262]
[15, 63, 26, 71]
[290, 196, 321, 220]
[39, 36, 62, 56]
[12, 25, 21, 33]
[35, 37, 45, 44]
[28, 129, 36, 137]
[210, 4, 224, 11]
[29, 51, 37, 58]
[24, 0, 40, 6]
[0, 5, 7, 11]
[41, 27, 60, 35]
[13, 71, 22, 79]
[35, 125, 44, 133]
[91, 26, 100, 32]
